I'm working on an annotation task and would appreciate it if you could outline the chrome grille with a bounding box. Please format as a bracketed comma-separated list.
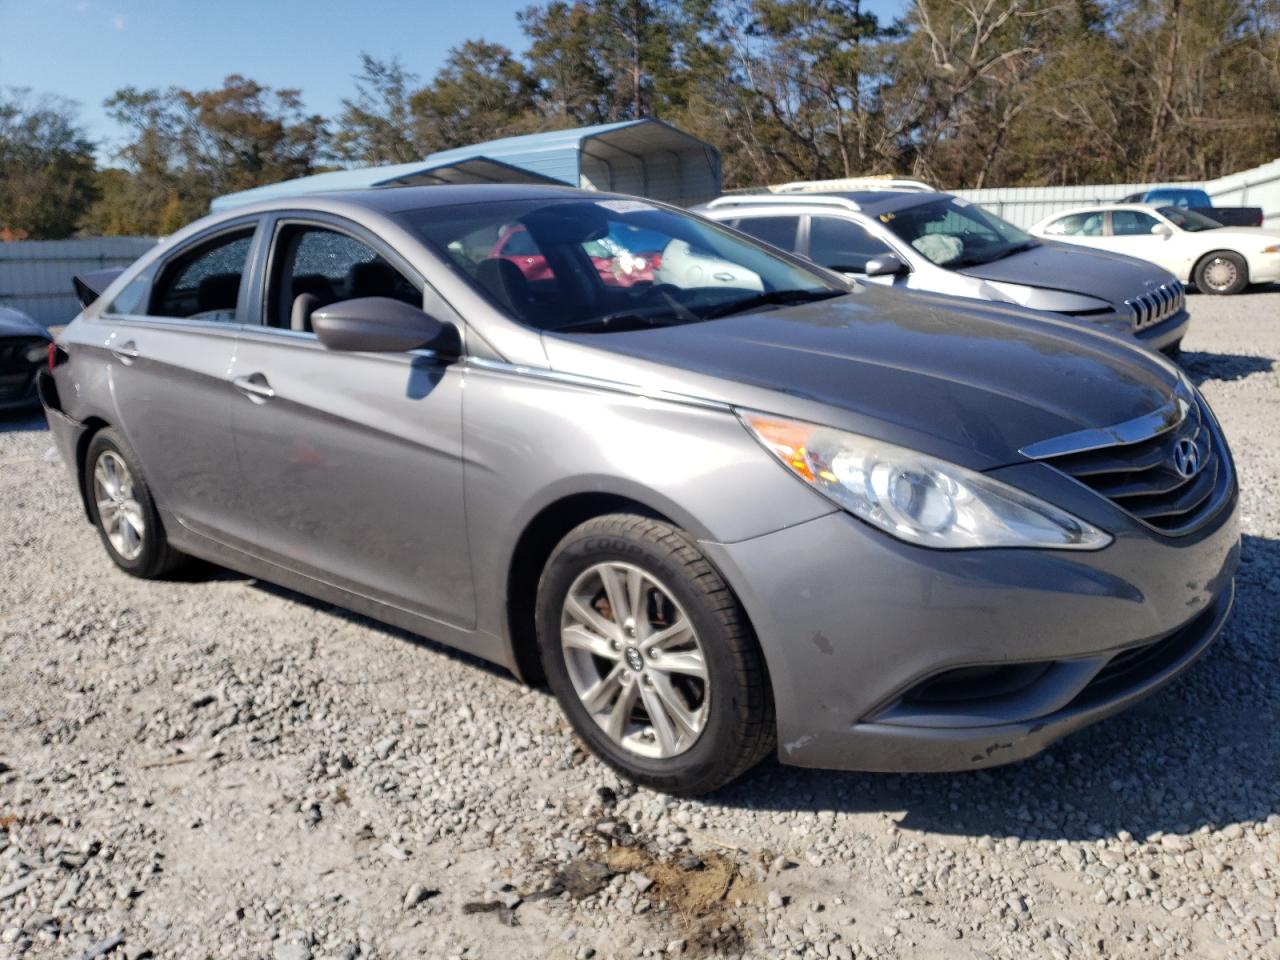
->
[1126, 282, 1185, 331]
[1029, 393, 1230, 535]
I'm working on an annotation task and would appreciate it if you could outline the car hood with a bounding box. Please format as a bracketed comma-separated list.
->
[541, 285, 1181, 470]
[0, 307, 48, 339]
[1191, 225, 1280, 243]
[954, 242, 1175, 306]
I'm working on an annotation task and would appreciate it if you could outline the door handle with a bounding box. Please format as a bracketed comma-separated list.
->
[111, 340, 140, 364]
[233, 374, 276, 402]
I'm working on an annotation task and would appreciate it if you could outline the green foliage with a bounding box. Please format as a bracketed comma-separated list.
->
[0, 89, 98, 239]
[10, 0, 1280, 238]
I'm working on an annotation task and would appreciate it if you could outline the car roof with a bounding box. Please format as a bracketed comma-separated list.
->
[701, 189, 945, 217]
[211, 183, 619, 220]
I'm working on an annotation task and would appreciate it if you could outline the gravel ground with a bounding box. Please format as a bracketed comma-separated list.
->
[1, 292, 1278, 960]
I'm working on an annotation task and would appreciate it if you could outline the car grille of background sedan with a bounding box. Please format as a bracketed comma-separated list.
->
[1126, 282, 1185, 331]
[1040, 396, 1228, 534]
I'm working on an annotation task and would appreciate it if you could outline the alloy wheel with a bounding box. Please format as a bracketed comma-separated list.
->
[560, 561, 709, 759]
[93, 450, 146, 561]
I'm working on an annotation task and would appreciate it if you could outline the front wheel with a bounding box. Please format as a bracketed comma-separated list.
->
[536, 514, 774, 795]
[1194, 251, 1248, 295]
[84, 428, 184, 578]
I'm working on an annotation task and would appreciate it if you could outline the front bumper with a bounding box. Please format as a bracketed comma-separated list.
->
[0, 367, 40, 411]
[1246, 255, 1280, 286]
[701, 481, 1239, 773]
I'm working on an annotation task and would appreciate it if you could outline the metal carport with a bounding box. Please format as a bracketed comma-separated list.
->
[212, 119, 722, 212]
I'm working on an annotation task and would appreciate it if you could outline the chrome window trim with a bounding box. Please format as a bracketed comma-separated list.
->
[1020, 388, 1193, 460]
[105, 314, 250, 335]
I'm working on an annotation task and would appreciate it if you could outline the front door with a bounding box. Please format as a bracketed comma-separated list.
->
[230, 216, 475, 628]
[99, 221, 260, 547]
[1099, 210, 1181, 274]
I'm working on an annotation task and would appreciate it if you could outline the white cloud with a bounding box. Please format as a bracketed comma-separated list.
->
[111, 12, 125, 30]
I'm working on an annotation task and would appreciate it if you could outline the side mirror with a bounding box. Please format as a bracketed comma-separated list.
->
[1150, 223, 1173, 239]
[311, 297, 460, 356]
[862, 253, 909, 277]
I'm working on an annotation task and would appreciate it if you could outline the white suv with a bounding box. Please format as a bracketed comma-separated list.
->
[695, 190, 1189, 356]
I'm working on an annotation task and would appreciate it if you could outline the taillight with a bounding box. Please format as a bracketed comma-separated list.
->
[47, 342, 68, 370]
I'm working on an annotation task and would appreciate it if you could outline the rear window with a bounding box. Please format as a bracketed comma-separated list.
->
[732, 216, 799, 253]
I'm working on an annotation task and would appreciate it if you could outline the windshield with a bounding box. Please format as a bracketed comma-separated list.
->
[1157, 206, 1224, 232]
[399, 197, 842, 333]
[880, 197, 1035, 268]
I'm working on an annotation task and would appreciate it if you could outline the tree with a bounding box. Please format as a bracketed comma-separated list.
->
[520, 1, 615, 123]
[411, 41, 541, 151]
[334, 55, 420, 165]
[96, 76, 329, 234]
[0, 89, 97, 239]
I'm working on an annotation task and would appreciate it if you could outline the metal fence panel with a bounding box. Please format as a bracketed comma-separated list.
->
[954, 158, 1280, 229]
[0, 237, 157, 328]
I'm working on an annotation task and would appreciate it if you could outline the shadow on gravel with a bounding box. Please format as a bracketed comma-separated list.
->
[0, 409, 48, 433]
[246, 576, 517, 683]
[713, 533, 1279, 843]
[1179, 351, 1273, 386]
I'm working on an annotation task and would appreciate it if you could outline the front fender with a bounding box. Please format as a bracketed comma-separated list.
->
[460, 362, 834, 644]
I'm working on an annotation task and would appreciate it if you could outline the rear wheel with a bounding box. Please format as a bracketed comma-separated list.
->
[84, 428, 184, 578]
[1194, 251, 1248, 295]
[536, 514, 774, 795]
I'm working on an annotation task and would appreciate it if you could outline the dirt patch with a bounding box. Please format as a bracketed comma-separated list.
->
[601, 846, 753, 917]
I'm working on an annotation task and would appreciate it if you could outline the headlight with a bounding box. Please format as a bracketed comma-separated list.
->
[740, 412, 1111, 550]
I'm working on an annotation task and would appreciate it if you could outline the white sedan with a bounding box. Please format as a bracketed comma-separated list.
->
[1030, 203, 1280, 295]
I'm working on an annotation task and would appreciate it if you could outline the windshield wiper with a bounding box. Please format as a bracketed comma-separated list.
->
[702, 289, 843, 320]
[950, 240, 1038, 269]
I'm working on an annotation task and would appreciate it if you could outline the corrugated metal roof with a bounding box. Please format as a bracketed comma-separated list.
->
[210, 155, 563, 211]
[213, 119, 722, 212]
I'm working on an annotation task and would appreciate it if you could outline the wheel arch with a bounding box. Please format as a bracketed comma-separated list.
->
[504, 491, 704, 686]
[1193, 249, 1249, 289]
[73, 416, 112, 522]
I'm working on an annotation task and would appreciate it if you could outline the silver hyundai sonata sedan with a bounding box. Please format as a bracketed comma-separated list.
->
[39, 185, 1239, 795]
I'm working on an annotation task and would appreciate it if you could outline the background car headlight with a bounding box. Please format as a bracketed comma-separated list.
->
[740, 412, 1111, 551]
[1262, 244, 1280, 254]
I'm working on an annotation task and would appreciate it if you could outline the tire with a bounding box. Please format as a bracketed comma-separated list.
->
[83, 427, 185, 579]
[536, 514, 774, 795]
[1193, 251, 1248, 295]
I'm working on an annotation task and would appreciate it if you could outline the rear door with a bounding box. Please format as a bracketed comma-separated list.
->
[229, 213, 475, 628]
[98, 219, 262, 547]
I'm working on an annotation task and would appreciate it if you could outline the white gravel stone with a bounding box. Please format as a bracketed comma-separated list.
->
[1, 292, 1277, 958]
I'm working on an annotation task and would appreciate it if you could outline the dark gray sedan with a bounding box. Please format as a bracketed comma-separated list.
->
[40, 185, 1239, 794]
[0, 306, 52, 411]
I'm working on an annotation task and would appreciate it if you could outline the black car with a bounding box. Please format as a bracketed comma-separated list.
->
[0, 306, 51, 411]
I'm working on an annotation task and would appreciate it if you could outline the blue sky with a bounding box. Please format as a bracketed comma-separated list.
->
[2, 0, 906, 161]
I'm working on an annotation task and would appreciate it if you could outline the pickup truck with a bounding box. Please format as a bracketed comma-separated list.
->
[1118, 187, 1263, 228]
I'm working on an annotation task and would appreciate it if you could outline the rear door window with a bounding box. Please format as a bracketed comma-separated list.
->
[733, 216, 800, 253]
[144, 228, 256, 322]
[1044, 212, 1104, 237]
